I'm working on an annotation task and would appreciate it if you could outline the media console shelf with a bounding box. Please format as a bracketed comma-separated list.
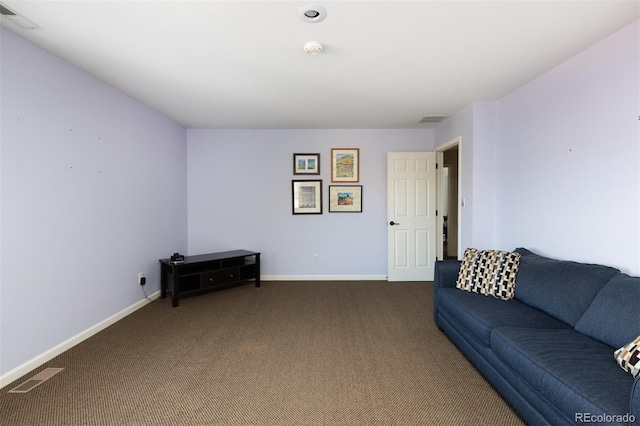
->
[159, 250, 260, 307]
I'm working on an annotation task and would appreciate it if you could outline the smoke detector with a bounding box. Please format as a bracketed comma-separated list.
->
[298, 5, 327, 23]
[303, 41, 323, 56]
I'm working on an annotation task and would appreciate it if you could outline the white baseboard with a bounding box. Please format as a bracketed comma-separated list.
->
[0, 291, 160, 389]
[260, 275, 388, 281]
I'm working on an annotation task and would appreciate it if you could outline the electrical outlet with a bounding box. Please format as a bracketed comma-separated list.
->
[138, 272, 146, 286]
[313, 254, 318, 262]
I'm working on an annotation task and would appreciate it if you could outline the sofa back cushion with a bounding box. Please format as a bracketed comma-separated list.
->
[575, 273, 640, 349]
[513, 248, 619, 326]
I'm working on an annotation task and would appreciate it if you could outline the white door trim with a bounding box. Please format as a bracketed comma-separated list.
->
[435, 136, 462, 260]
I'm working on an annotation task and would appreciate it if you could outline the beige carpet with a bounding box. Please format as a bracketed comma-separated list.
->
[1, 281, 524, 425]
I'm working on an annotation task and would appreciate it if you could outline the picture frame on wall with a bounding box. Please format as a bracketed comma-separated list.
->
[329, 185, 363, 213]
[331, 148, 359, 182]
[292, 180, 323, 214]
[293, 153, 320, 175]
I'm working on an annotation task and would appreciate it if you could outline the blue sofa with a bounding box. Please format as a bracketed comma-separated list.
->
[433, 248, 640, 425]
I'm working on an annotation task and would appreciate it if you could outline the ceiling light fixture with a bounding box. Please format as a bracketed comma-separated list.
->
[298, 5, 327, 23]
[305, 10, 320, 19]
[303, 41, 323, 56]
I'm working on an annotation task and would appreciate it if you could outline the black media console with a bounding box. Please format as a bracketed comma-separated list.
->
[159, 250, 260, 307]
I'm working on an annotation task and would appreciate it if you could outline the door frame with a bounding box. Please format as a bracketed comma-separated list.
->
[436, 136, 462, 260]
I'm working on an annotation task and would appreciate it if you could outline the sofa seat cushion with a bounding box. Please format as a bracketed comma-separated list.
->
[514, 248, 619, 326]
[437, 288, 570, 346]
[492, 327, 634, 419]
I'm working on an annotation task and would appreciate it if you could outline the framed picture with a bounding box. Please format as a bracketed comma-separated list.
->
[331, 148, 359, 182]
[329, 185, 363, 213]
[292, 180, 322, 214]
[293, 153, 320, 175]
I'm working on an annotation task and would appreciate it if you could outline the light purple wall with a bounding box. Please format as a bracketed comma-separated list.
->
[494, 20, 639, 275]
[0, 28, 188, 375]
[434, 105, 473, 255]
[437, 20, 639, 274]
[434, 102, 497, 253]
[187, 129, 434, 277]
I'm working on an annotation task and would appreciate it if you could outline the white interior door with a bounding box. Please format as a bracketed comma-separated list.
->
[387, 152, 437, 281]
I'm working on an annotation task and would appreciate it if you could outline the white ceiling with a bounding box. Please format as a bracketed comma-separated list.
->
[2, 1, 638, 129]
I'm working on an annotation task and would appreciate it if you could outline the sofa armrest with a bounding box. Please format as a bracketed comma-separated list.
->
[434, 260, 462, 291]
[433, 260, 461, 325]
[631, 377, 640, 426]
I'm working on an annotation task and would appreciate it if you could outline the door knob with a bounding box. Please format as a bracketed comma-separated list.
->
[389, 221, 400, 226]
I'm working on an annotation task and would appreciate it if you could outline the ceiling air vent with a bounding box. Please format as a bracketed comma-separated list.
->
[418, 116, 447, 124]
[0, 2, 40, 29]
[0, 4, 16, 15]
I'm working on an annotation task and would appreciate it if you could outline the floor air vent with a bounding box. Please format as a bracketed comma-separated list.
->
[8, 368, 64, 393]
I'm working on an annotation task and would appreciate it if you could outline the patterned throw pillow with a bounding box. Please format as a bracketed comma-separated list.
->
[456, 248, 482, 292]
[456, 248, 521, 301]
[478, 250, 521, 300]
[614, 336, 640, 378]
